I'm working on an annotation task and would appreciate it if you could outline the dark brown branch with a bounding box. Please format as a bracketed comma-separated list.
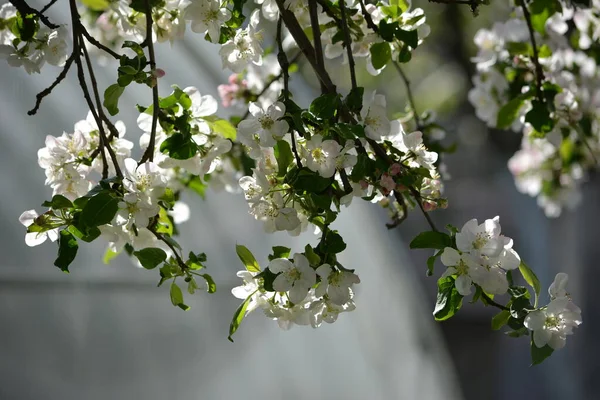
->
[338, 0, 357, 90]
[9, 0, 58, 29]
[308, 0, 327, 93]
[28, 53, 75, 115]
[81, 27, 121, 60]
[393, 62, 422, 129]
[275, 0, 336, 94]
[139, 0, 160, 164]
[276, 17, 303, 168]
[40, 0, 58, 14]
[518, 0, 545, 101]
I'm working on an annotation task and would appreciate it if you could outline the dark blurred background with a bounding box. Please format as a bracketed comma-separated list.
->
[0, 1, 596, 399]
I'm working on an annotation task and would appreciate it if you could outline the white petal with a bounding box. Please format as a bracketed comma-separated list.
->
[524, 310, 546, 330]
[441, 247, 460, 266]
[455, 274, 472, 296]
[268, 258, 293, 273]
[533, 328, 551, 348]
[289, 284, 308, 304]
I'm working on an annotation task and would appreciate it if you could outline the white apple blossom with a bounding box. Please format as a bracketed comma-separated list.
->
[19, 210, 59, 247]
[238, 102, 289, 148]
[219, 9, 263, 73]
[525, 297, 582, 350]
[361, 92, 391, 140]
[303, 134, 341, 178]
[440, 247, 481, 296]
[315, 264, 360, 305]
[269, 254, 317, 304]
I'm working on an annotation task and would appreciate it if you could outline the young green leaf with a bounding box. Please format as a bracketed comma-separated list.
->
[519, 261, 541, 307]
[370, 42, 392, 70]
[103, 84, 125, 116]
[410, 231, 452, 249]
[79, 193, 119, 229]
[54, 230, 78, 272]
[200, 273, 217, 293]
[170, 282, 189, 310]
[228, 294, 253, 342]
[531, 342, 554, 365]
[133, 247, 167, 270]
[236, 244, 261, 273]
[434, 276, 463, 321]
[491, 310, 511, 330]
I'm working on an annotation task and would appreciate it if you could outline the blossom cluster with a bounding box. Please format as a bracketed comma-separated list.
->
[440, 216, 520, 297]
[232, 250, 360, 330]
[7, 0, 587, 364]
[469, 1, 600, 217]
[0, 3, 68, 73]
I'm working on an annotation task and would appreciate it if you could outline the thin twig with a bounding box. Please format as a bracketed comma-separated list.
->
[308, 0, 327, 93]
[81, 27, 121, 60]
[80, 33, 124, 179]
[393, 62, 422, 129]
[240, 52, 301, 121]
[69, 0, 123, 179]
[276, 17, 303, 168]
[139, 0, 160, 164]
[28, 53, 75, 115]
[339, 0, 357, 90]
[518, 0, 545, 101]
[358, 0, 378, 32]
[9, 0, 58, 29]
[151, 230, 189, 272]
[40, 0, 58, 14]
[481, 291, 509, 311]
[275, 0, 336, 94]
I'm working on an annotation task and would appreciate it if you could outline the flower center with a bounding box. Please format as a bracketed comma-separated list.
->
[258, 115, 274, 130]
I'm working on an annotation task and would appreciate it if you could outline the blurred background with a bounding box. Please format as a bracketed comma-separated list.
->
[0, 1, 595, 399]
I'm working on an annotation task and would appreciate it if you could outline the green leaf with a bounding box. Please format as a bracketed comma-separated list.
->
[531, 342, 554, 365]
[155, 208, 173, 236]
[103, 84, 125, 116]
[170, 282, 189, 310]
[304, 244, 321, 266]
[160, 132, 197, 159]
[42, 194, 73, 210]
[268, 246, 291, 261]
[525, 100, 554, 135]
[187, 176, 207, 199]
[129, 0, 163, 13]
[344, 87, 364, 113]
[322, 231, 346, 254]
[519, 261, 541, 307]
[228, 294, 253, 342]
[134, 247, 167, 270]
[67, 224, 101, 242]
[409, 231, 452, 249]
[434, 276, 463, 321]
[496, 93, 532, 129]
[200, 273, 217, 293]
[207, 118, 236, 140]
[309, 93, 339, 120]
[274, 140, 293, 177]
[236, 244, 261, 273]
[491, 310, 511, 330]
[369, 42, 392, 70]
[54, 230, 78, 272]
[335, 123, 365, 139]
[103, 247, 120, 264]
[290, 168, 332, 193]
[394, 28, 418, 49]
[79, 193, 119, 229]
[426, 249, 443, 277]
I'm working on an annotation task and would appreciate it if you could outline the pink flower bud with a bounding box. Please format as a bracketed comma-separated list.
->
[389, 163, 402, 176]
[154, 68, 166, 78]
[359, 180, 369, 190]
[380, 173, 396, 192]
[422, 200, 437, 212]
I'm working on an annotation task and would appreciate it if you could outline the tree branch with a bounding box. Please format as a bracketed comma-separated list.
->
[139, 0, 160, 164]
[9, 0, 58, 29]
[518, 0, 545, 101]
[338, 0, 357, 90]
